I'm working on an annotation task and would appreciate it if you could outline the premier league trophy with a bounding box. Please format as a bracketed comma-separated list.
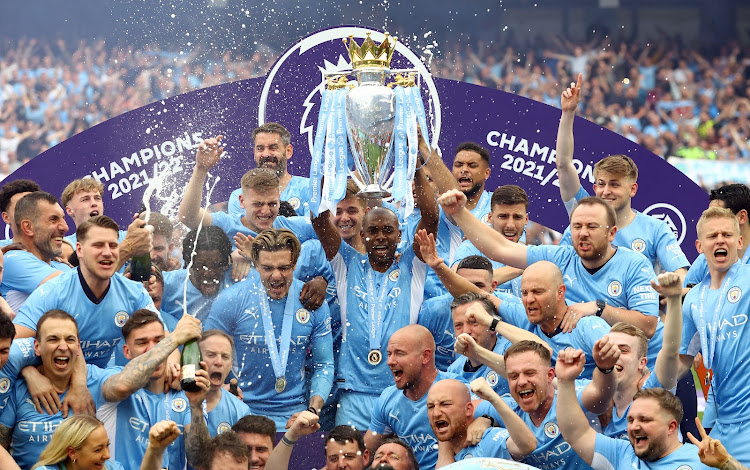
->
[308, 31, 432, 216]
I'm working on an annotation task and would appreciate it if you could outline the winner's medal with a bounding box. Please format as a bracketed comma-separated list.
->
[275, 377, 287, 393]
[368, 349, 382, 365]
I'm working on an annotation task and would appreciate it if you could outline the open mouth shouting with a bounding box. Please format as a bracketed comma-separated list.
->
[457, 176, 473, 190]
[53, 355, 71, 370]
[713, 248, 729, 263]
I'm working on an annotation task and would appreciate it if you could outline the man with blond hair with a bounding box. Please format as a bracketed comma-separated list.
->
[60, 177, 151, 270]
[554, 74, 689, 279]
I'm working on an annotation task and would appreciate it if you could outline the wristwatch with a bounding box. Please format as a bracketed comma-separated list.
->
[595, 299, 606, 317]
[489, 318, 500, 332]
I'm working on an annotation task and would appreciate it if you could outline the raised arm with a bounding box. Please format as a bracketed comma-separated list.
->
[177, 135, 223, 230]
[415, 229, 488, 298]
[101, 314, 201, 402]
[183, 366, 211, 468]
[311, 209, 341, 261]
[471, 378, 536, 459]
[412, 166, 439, 261]
[265, 411, 320, 470]
[581, 337, 620, 414]
[566, 301, 658, 338]
[554, 348, 597, 465]
[418, 127, 458, 196]
[140, 420, 182, 470]
[556, 73, 584, 203]
[651, 272, 689, 389]
[438, 190, 528, 269]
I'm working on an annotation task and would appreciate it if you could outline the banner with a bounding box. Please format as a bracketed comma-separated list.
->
[3, 25, 706, 260]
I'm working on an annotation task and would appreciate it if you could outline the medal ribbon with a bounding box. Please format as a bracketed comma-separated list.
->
[309, 86, 334, 216]
[366, 265, 397, 354]
[260, 292, 296, 384]
[696, 263, 738, 369]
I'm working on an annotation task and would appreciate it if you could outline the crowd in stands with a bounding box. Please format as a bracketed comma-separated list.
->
[2, 32, 750, 189]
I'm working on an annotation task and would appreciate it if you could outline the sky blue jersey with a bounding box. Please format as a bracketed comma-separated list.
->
[1, 250, 72, 311]
[15, 268, 157, 368]
[205, 277, 333, 424]
[593, 434, 711, 470]
[369, 372, 465, 470]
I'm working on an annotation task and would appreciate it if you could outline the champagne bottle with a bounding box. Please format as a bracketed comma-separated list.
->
[229, 378, 239, 397]
[180, 339, 202, 393]
[130, 203, 151, 283]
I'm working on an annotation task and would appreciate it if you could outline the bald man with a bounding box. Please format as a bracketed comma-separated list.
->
[469, 261, 611, 379]
[365, 325, 465, 470]
[429, 378, 536, 468]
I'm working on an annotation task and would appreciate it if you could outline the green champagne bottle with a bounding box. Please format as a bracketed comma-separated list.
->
[180, 338, 202, 393]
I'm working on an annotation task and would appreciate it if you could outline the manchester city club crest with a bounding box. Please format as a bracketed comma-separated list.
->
[607, 280, 622, 297]
[0, 377, 9, 394]
[388, 269, 401, 282]
[544, 422, 559, 438]
[288, 197, 301, 210]
[171, 397, 187, 412]
[728, 286, 742, 303]
[217, 422, 232, 434]
[114, 311, 129, 327]
[486, 371, 499, 386]
[296, 308, 311, 324]
[631, 238, 646, 253]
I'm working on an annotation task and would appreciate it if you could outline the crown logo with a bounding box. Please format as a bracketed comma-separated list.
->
[343, 32, 397, 69]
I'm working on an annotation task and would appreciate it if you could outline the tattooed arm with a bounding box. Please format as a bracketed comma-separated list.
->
[0, 424, 12, 450]
[101, 315, 201, 402]
[183, 367, 211, 469]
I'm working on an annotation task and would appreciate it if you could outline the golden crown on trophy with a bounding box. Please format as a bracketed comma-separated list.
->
[343, 32, 397, 69]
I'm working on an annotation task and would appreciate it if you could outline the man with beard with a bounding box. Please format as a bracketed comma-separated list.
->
[364, 325, 464, 470]
[429, 378, 536, 467]
[312, 162, 438, 431]
[438, 190, 664, 371]
[160, 226, 235, 330]
[448, 293, 549, 395]
[205, 229, 333, 428]
[554, 74, 689, 279]
[0, 192, 72, 311]
[451, 185, 529, 297]
[555, 350, 710, 469]
[184, 330, 252, 468]
[475, 340, 618, 470]
[416, 136, 493, 299]
[14, 215, 158, 368]
[468, 261, 610, 379]
[227, 123, 310, 216]
[60, 177, 151, 270]
[0, 179, 41, 246]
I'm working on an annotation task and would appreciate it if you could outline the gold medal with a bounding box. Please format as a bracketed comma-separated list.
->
[275, 377, 287, 393]
[368, 349, 382, 365]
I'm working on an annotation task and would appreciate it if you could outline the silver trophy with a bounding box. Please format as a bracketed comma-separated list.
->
[345, 64, 396, 198]
[320, 32, 422, 199]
